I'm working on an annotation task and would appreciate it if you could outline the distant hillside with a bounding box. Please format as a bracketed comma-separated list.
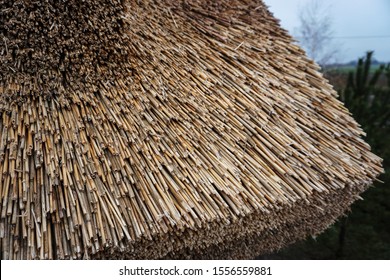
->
[325, 59, 388, 74]
[327, 58, 389, 69]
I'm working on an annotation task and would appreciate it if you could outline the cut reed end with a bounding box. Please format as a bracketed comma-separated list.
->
[0, 0, 383, 260]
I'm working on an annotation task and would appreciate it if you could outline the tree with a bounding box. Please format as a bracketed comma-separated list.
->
[295, 0, 338, 67]
[336, 52, 390, 259]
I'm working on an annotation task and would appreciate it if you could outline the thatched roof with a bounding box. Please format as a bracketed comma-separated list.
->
[0, 0, 383, 259]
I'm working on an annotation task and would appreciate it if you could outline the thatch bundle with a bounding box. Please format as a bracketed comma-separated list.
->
[0, 0, 383, 259]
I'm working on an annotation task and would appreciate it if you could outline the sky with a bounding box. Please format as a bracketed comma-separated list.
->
[263, 0, 390, 63]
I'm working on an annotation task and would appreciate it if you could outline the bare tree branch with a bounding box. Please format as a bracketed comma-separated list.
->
[295, 0, 339, 67]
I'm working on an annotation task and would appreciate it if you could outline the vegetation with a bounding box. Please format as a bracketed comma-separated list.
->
[295, 0, 338, 66]
[263, 52, 390, 259]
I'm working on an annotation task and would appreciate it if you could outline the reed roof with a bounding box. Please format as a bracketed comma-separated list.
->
[0, 0, 383, 259]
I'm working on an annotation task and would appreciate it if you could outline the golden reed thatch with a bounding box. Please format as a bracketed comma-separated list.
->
[0, 0, 383, 259]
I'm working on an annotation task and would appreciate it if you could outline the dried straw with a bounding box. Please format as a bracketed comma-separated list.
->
[0, 0, 383, 259]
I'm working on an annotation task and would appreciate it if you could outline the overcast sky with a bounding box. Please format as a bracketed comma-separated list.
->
[263, 0, 390, 63]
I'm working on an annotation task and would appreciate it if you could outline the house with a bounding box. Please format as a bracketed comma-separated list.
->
[0, 0, 383, 259]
